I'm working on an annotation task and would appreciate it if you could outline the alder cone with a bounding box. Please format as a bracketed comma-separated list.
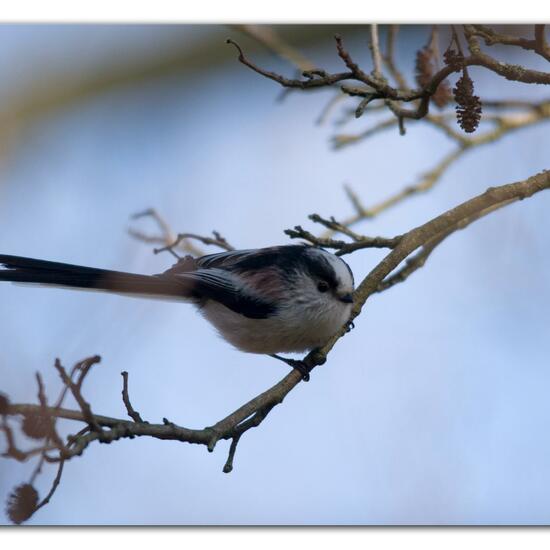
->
[453, 72, 482, 133]
[6, 483, 39, 524]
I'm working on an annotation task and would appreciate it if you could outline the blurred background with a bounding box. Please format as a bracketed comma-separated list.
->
[0, 24, 549, 525]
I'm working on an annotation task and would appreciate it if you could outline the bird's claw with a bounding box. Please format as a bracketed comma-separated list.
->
[345, 320, 355, 333]
[287, 359, 310, 382]
[270, 354, 311, 381]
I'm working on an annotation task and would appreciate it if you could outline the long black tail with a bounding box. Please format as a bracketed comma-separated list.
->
[0, 254, 190, 299]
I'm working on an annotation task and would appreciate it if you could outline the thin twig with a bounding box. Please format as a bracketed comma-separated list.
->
[232, 25, 316, 72]
[383, 25, 409, 90]
[54, 359, 102, 434]
[321, 147, 466, 238]
[316, 91, 346, 125]
[129, 209, 205, 257]
[228, 28, 550, 130]
[223, 434, 242, 473]
[121, 371, 145, 423]
[309, 213, 365, 241]
[131, 209, 175, 244]
[153, 232, 234, 257]
[5, 171, 548, 462]
[284, 222, 400, 253]
[34, 460, 65, 513]
[324, 101, 550, 237]
[469, 24, 550, 62]
[369, 25, 384, 79]
[2, 170, 549, 521]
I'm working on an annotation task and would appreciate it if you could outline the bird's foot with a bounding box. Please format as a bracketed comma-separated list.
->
[270, 354, 310, 382]
[345, 320, 355, 333]
[284, 359, 311, 382]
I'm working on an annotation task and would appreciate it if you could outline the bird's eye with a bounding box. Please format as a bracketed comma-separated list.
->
[317, 281, 330, 293]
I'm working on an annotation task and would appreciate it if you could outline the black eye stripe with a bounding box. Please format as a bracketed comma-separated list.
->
[305, 257, 338, 289]
[204, 245, 344, 290]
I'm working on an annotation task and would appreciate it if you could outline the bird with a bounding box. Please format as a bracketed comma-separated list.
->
[0, 245, 354, 380]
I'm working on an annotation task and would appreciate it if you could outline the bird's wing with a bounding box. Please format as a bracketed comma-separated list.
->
[167, 268, 277, 319]
[194, 249, 265, 269]
[163, 249, 271, 273]
[194, 246, 305, 271]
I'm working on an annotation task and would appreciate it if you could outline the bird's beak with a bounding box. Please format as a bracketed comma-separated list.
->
[339, 293, 354, 304]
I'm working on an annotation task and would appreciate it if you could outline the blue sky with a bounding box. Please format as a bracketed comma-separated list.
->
[0, 25, 549, 525]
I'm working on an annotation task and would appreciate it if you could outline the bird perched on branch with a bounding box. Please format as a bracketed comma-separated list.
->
[0, 245, 354, 380]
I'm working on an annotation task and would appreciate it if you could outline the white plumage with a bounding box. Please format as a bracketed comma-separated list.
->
[0, 245, 355, 358]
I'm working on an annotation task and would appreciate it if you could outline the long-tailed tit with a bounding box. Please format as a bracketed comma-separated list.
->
[0, 245, 354, 379]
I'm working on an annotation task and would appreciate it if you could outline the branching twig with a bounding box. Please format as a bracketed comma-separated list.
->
[469, 24, 550, 62]
[3, 171, 548, 525]
[284, 214, 401, 254]
[383, 25, 409, 90]
[34, 460, 65, 514]
[130, 208, 175, 245]
[154, 232, 234, 257]
[121, 372, 145, 423]
[462, 25, 550, 84]
[129, 209, 204, 257]
[227, 28, 550, 131]
[325, 100, 550, 237]
[369, 25, 384, 80]
[226, 38, 354, 91]
[129, 209, 234, 258]
[316, 91, 347, 125]
[231, 25, 317, 72]
[54, 358, 102, 435]
[3, 26, 550, 524]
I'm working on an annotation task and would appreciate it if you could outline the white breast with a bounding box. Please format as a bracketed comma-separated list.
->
[199, 297, 352, 355]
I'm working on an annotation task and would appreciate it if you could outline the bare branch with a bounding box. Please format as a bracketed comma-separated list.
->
[535, 25, 550, 61]
[375, 236, 444, 293]
[469, 24, 550, 62]
[3, 26, 550, 525]
[130, 209, 234, 258]
[226, 38, 354, 90]
[323, 100, 550, 237]
[332, 117, 399, 148]
[315, 91, 347, 125]
[223, 434, 242, 474]
[321, 147, 466, 238]
[232, 25, 317, 72]
[351, 170, 549, 312]
[309, 213, 365, 241]
[121, 372, 145, 423]
[54, 358, 102, 435]
[34, 460, 65, 514]
[383, 25, 409, 90]
[369, 25, 384, 79]
[284, 218, 401, 254]
[2, 170, 548, 522]
[229, 27, 550, 130]
[154, 232, 234, 257]
[463, 25, 550, 84]
[129, 209, 205, 257]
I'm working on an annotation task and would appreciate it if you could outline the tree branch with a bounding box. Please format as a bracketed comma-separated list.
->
[469, 24, 550, 62]
[3, 171, 547, 514]
[325, 100, 549, 237]
[227, 29, 550, 127]
[369, 25, 384, 80]
[463, 25, 550, 84]
[231, 25, 317, 72]
[121, 371, 145, 423]
[129, 208, 234, 257]
[383, 25, 410, 90]
[3, 25, 549, 525]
